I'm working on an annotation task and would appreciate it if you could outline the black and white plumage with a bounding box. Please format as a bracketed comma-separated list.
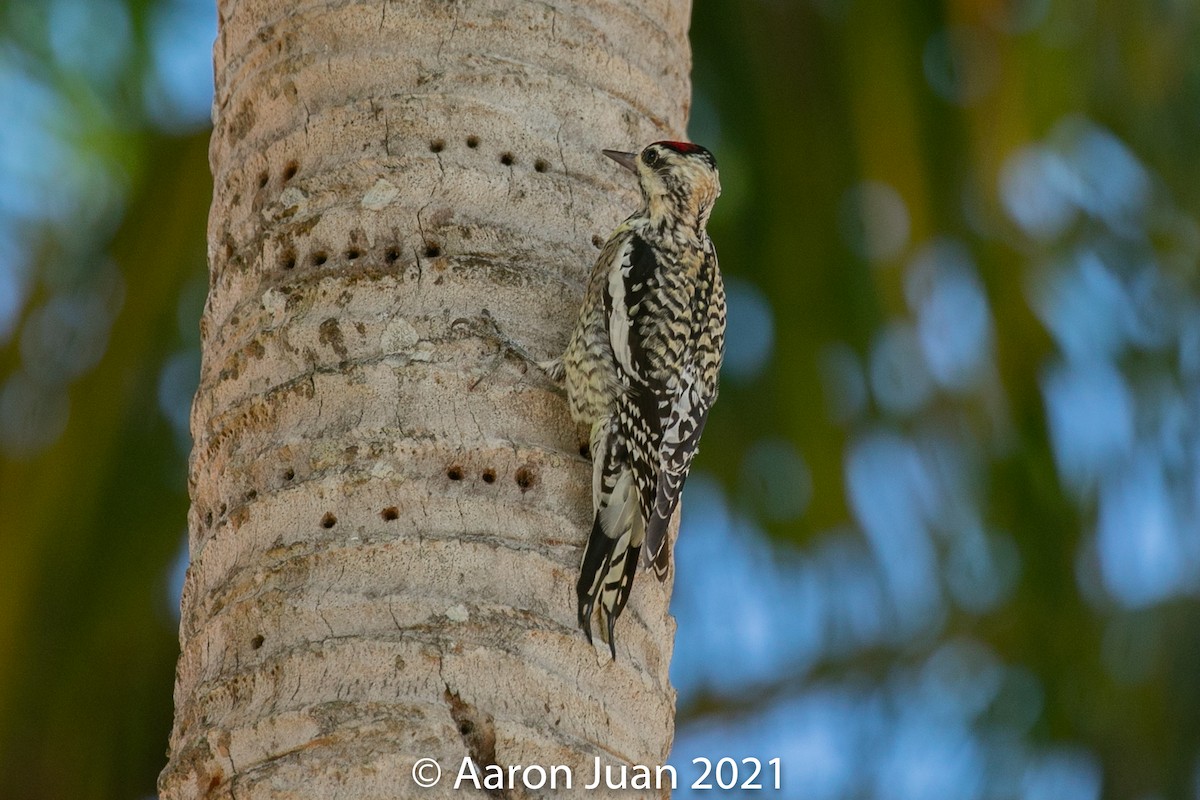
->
[559, 141, 725, 657]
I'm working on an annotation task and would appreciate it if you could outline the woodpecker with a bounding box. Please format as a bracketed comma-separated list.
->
[559, 141, 725, 657]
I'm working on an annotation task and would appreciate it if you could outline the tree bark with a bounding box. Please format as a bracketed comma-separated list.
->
[160, 1, 694, 797]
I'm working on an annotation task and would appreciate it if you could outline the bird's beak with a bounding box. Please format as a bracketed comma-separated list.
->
[602, 149, 639, 173]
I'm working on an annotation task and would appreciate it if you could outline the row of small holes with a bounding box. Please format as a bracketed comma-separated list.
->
[259, 143, 553, 186]
[227, 468, 542, 536]
[276, 466, 536, 520]
[318, 499, 547, 526]
[280, 244, 427, 271]
[257, 143, 557, 193]
[276, 232, 600, 272]
[318, 509, 400, 526]
[257, 161, 300, 188]
[430, 137, 549, 173]
[447, 464, 536, 490]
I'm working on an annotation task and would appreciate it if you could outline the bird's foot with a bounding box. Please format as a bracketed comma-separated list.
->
[451, 309, 563, 390]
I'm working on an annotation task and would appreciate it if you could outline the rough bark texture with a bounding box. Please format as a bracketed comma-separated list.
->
[160, 1, 693, 798]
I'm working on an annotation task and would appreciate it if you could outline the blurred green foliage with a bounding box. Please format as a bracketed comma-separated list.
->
[681, 1, 1200, 798]
[0, 1, 210, 795]
[0, 132, 208, 799]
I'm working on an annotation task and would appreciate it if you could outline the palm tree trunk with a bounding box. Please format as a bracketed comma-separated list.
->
[160, 1, 695, 797]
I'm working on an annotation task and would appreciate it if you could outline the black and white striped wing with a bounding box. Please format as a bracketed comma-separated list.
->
[642, 244, 724, 577]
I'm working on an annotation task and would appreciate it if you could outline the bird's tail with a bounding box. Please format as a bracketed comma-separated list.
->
[576, 427, 643, 658]
[576, 514, 640, 658]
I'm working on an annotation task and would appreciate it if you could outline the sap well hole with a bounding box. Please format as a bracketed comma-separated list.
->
[515, 467, 535, 491]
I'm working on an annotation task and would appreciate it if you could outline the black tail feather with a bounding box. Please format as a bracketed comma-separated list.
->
[605, 608, 618, 660]
[576, 514, 608, 643]
[576, 513, 640, 659]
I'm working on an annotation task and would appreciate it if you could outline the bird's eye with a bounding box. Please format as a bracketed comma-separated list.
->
[642, 149, 659, 167]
